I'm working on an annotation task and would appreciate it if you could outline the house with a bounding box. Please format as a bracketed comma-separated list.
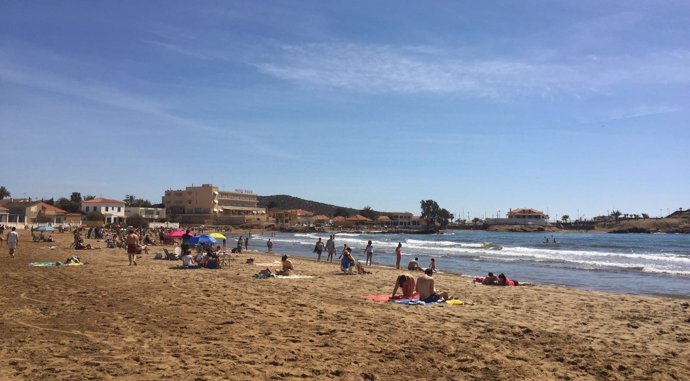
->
[0, 206, 10, 224]
[345, 214, 373, 227]
[376, 215, 391, 227]
[309, 214, 331, 227]
[0, 200, 68, 225]
[267, 209, 313, 227]
[125, 207, 166, 221]
[162, 184, 266, 225]
[385, 212, 423, 229]
[81, 197, 126, 224]
[485, 208, 549, 226]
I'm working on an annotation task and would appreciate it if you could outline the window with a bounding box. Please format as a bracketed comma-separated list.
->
[118, 207, 121, 212]
[105, 206, 109, 212]
[85, 206, 89, 212]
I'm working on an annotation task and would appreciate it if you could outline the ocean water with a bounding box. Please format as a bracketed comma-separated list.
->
[245, 231, 690, 297]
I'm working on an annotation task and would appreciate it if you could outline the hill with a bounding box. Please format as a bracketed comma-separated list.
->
[257, 195, 360, 217]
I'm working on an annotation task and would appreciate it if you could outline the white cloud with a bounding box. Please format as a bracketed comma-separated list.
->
[255, 43, 690, 99]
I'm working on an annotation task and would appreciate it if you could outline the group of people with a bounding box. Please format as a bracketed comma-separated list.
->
[339, 246, 371, 274]
[180, 244, 224, 269]
[391, 268, 452, 303]
[473, 272, 523, 286]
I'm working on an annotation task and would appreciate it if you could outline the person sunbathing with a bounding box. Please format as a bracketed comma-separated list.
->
[407, 257, 422, 271]
[416, 268, 450, 303]
[275, 255, 294, 276]
[497, 273, 522, 286]
[473, 272, 499, 285]
[75, 239, 92, 250]
[391, 274, 416, 299]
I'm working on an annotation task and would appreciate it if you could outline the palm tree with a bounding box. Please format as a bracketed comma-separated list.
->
[561, 215, 570, 223]
[0, 186, 9, 200]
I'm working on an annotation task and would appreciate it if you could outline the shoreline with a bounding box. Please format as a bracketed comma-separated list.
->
[1, 234, 688, 380]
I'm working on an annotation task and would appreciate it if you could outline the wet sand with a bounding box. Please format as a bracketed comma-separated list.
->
[1, 232, 689, 380]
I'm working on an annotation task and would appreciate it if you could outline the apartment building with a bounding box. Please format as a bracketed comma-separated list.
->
[162, 184, 266, 225]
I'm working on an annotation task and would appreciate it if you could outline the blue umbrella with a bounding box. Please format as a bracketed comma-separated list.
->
[187, 234, 217, 245]
[36, 226, 55, 232]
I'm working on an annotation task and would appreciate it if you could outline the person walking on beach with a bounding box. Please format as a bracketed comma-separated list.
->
[313, 238, 325, 261]
[125, 228, 140, 266]
[244, 236, 249, 251]
[7, 227, 19, 258]
[395, 242, 402, 269]
[364, 240, 374, 266]
[267, 238, 273, 252]
[236, 236, 243, 253]
[325, 235, 336, 263]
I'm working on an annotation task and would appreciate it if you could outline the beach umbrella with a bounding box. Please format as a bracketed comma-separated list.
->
[35, 226, 55, 232]
[209, 232, 226, 240]
[187, 234, 217, 245]
[167, 230, 189, 238]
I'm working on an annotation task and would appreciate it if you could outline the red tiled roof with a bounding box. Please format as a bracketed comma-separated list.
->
[36, 202, 68, 215]
[347, 214, 371, 221]
[82, 197, 125, 205]
[0, 206, 8, 212]
[508, 208, 544, 216]
[288, 209, 313, 216]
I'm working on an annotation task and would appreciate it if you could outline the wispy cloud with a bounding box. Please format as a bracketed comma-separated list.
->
[0, 49, 298, 161]
[255, 43, 690, 98]
[601, 105, 680, 122]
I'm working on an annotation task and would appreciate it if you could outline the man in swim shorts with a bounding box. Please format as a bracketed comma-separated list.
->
[125, 228, 140, 266]
[416, 268, 449, 303]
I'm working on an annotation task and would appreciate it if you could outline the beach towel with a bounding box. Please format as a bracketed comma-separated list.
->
[171, 265, 201, 270]
[274, 275, 314, 279]
[365, 294, 420, 303]
[30, 262, 84, 267]
[253, 261, 280, 267]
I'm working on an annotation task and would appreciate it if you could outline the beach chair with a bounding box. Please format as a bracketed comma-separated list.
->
[220, 251, 230, 268]
[163, 248, 178, 260]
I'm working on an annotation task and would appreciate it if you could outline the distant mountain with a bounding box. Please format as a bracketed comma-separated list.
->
[257, 195, 360, 217]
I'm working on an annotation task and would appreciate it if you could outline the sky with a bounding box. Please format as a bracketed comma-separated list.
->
[1, 1, 689, 221]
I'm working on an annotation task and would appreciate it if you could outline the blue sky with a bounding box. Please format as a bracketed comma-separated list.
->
[1, 1, 689, 220]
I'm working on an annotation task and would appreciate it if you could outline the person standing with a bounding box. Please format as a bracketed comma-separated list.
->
[244, 236, 249, 251]
[236, 236, 243, 253]
[364, 240, 374, 266]
[181, 229, 193, 257]
[125, 228, 140, 266]
[7, 227, 19, 257]
[395, 242, 402, 269]
[267, 238, 273, 252]
[325, 235, 336, 263]
[313, 238, 325, 261]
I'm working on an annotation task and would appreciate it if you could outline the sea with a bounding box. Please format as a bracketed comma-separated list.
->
[245, 230, 690, 297]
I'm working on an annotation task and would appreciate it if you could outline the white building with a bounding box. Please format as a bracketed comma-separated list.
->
[81, 197, 126, 224]
[125, 206, 166, 221]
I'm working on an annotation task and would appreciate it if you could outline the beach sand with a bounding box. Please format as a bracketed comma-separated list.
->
[1, 233, 689, 380]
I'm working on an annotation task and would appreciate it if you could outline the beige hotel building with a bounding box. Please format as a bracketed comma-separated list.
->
[162, 184, 266, 225]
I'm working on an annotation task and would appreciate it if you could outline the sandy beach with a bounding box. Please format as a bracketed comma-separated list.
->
[1, 232, 689, 381]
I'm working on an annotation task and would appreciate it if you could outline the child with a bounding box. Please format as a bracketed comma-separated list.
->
[429, 258, 437, 272]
